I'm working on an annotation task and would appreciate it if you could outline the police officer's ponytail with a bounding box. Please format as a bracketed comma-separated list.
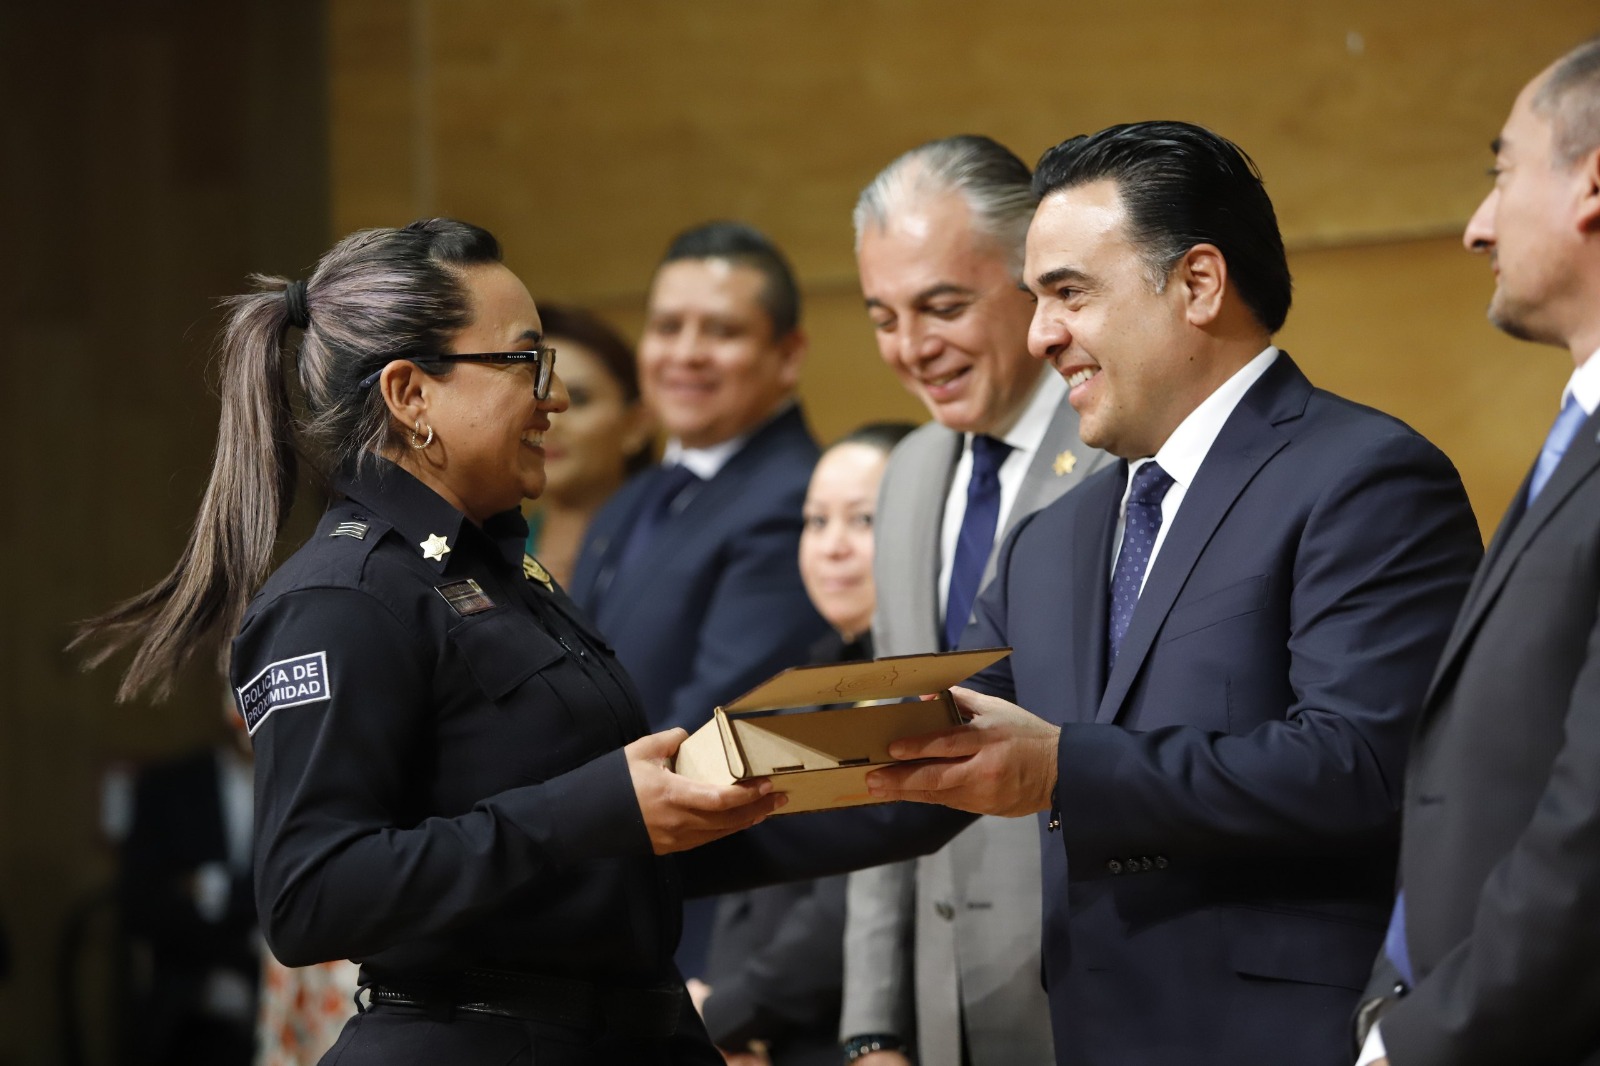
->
[74, 218, 503, 703]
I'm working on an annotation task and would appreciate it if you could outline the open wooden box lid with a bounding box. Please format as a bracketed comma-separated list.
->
[721, 646, 1011, 714]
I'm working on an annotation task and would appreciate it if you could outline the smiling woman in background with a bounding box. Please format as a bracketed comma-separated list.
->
[524, 302, 653, 585]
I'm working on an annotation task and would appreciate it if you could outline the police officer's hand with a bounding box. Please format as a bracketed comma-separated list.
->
[625, 728, 787, 854]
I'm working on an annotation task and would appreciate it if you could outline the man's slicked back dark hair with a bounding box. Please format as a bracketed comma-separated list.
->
[659, 220, 802, 337]
[1032, 121, 1293, 334]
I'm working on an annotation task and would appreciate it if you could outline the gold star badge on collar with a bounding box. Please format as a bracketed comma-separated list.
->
[1053, 450, 1077, 477]
[523, 554, 554, 592]
[420, 533, 452, 561]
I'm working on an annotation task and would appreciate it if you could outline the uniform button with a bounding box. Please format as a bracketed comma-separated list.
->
[1107, 860, 1123, 874]
[934, 901, 956, 920]
[1154, 856, 1168, 869]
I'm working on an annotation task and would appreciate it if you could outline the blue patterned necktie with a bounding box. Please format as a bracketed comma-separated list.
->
[1528, 393, 1588, 504]
[943, 435, 1013, 650]
[1107, 461, 1175, 667]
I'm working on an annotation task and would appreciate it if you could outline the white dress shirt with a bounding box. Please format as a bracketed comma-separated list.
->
[663, 430, 753, 481]
[937, 370, 1069, 627]
[1110, 346, 1279, 589]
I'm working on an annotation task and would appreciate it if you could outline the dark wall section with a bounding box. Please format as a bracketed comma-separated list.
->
[0, 3, 328, 1061]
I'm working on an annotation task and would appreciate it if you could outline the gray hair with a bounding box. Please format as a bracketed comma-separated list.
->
[853, 134, 1036, 273]
[1535, 34, 1600, 166]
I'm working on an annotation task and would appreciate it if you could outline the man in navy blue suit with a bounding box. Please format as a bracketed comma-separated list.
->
[866, 123, 1484, 1066]
[570, 221, 829, 977]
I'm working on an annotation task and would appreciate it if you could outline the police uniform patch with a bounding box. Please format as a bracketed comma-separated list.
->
[436, 578, 496, 616]
[236, 651, 331, 735]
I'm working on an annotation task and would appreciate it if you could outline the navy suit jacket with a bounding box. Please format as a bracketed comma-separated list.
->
[570, 404, 830, 734]
[964, 355, 1483, 1066]
[1366, 403, 1600, 1066]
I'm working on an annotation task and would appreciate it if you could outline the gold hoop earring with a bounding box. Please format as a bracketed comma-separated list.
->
[410, 422, 434, 449]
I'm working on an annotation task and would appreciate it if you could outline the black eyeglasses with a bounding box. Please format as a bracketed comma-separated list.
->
[357, 347, 559, 399]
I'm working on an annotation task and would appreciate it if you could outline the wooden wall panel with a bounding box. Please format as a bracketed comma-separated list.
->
[330, 0, 1596, 293]
[328, 0, 1594, 530]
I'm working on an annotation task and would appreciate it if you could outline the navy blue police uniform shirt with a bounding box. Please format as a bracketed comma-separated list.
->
[233, 458, 684, 987]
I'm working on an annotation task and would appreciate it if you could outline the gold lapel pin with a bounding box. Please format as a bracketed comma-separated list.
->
[1053, 451, 1077, 477]
[420, 533, 452, 561]
[523, 554, 554, 591]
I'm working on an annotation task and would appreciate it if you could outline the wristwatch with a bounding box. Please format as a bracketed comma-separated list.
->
[844, 1033, 908, 1062]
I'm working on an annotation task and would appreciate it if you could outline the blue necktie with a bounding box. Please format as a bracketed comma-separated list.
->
[943, 435, 1013, 650]
[618, 464, 700, 570]
[1383, 890, 1414, 989]
[1528, 393, 1588, 504]
[1107, 461, 1174, 667]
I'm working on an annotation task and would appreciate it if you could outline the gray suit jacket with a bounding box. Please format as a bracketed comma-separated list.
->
[1360, 404, 1600, 1066]
[842, 394, 1109, 1066]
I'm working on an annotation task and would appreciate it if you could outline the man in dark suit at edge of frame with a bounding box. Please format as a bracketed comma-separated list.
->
[1355, 35, 1600, 1066]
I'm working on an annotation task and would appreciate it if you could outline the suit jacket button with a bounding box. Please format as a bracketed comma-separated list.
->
[1154, 856, 1168, 869]
[1139, 857, 1154, 871]
[934, 901, 956, 920]
[1107, 860, 1123, 874]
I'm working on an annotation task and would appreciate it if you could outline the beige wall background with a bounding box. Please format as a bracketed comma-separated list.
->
[2, 2, 1595, 1062]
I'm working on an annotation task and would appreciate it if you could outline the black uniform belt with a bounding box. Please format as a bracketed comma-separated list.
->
[367, 968, 683, 1038]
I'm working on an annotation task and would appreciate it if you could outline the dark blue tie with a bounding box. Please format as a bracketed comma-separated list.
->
[618, 464, 700, 570]
[943, 435, 1013, 650]
[1107, 461, 1174, 667]
[1528, 393, 1588, 504]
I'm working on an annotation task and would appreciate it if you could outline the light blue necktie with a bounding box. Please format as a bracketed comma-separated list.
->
[1528, 393, 1588, 504]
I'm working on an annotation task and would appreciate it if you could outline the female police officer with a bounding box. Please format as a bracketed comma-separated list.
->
[76, 219, 961, 1065]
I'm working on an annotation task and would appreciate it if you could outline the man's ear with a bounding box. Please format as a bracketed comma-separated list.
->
[1574, 145, 1600, 234]
[1177, 244, 1228, 328]
[775, 327, 809, 392]
[378, 360, 428, 430]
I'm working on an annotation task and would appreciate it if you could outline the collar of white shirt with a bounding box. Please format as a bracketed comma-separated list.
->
[1128, 345, 1281, 497]
[661, 400, 796, 481]
[1560, 345, 1600, 417]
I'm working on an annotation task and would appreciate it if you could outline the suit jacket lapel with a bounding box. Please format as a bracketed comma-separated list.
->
[1094, 358, 1303, 724]
[1071, 468, 1122, 721]
[995, 397, 1112, 589]
[601, 406, 809, 612]
[578, 472, 659, 621]
[1425, 412, 1600, 706]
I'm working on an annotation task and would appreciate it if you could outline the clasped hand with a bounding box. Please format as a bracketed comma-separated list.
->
[625, 728, 786, 854]
[865, 687, 1060, 818]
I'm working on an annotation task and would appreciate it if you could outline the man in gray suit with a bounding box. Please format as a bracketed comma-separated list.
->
[840, 135, 1110, 1066]
[1355, 36, 1600, 1066]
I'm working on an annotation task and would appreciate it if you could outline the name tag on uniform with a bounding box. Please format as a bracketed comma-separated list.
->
[236, 651, 331, 735]
[436, 578, 496, 616]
